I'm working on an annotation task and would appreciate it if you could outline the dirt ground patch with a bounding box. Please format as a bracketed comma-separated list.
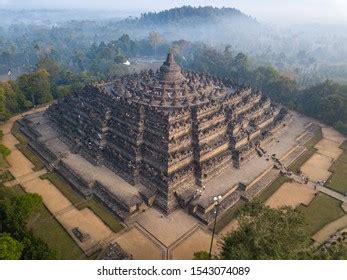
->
[23, 178, 113, 250]
[2, 133, 19, 150]
[266, 182, 316, 208]
[301, 153, 333, 182]
[115, 227, 163, 260]
[170, 228, 219, 260]
[6, 150, 35, 177]
[315, 139, 343, 160]
[321, 127, 345, 145]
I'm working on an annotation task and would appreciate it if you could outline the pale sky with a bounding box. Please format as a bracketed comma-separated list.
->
[0, 0, 346, 24]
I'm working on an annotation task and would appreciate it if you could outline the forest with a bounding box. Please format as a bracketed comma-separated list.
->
[0, 6, 346, 135]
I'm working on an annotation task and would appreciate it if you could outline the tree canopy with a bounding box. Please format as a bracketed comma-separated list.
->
[220, 202, 311, 260]
[0, 192, 58, 259]
[183, 46, 347, 135]
[0, 233, 23, 260]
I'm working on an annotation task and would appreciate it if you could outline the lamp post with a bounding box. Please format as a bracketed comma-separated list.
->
[209, 195, 222, 260]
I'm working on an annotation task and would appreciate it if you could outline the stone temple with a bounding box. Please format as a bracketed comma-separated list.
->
[21, 53, 289, 223]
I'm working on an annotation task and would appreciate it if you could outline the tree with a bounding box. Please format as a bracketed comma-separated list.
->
[0, 144, 11, 157]
[18, 70, 53, 105]
[193, 251, 210, 260]
[220, 202, 312, 260]
[36, 56, 60, 79]
[148, 31, 166, 57]
[0, 87, 8, 121]
[0, 234, 23, 260]
[0, 193, 57, 259]
[0, 193, 43, 235]
[0, 81, 31, 115]
[317, 243, 347, 260]
[20, 232, 58, 260]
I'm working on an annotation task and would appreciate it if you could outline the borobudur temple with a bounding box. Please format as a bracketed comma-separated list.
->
[44, 53, 287, 219]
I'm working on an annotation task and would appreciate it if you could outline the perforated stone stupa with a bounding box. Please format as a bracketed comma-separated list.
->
[47, 53, 287, 215]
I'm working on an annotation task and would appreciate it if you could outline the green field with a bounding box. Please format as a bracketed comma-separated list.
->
[0, 184, 25, 197]
[326, 141, 347, 194]
[27, 205, 88, 259]
[0, 154, 9, 169]
[298, 193, 345, 236]
[0, 170, 15, 182]
[41, 172, 124, 233]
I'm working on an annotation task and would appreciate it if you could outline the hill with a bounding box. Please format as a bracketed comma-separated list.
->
[134, 6, 254, 25]
[111, 6, 260, 48]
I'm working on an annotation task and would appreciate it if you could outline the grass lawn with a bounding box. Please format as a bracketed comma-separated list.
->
[78, 199, 124, 233]
[215, 200, 245, 233]
[41, 172, 124, 233]
[298, 193, 345, 236]
[0, 184, 25, 197]
[41, 172, 83, 205]
[0, 170, 15, 183]
[258, 176, 292, 202]
[0, 154, 9, 169]
[27, 205, 87, 260]
[11, 121, 28, 144]
[326, 141, 347, 194]
[16, 143, 45, 171]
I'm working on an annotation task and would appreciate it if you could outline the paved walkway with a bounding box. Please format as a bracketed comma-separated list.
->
[289, 174, 347, 203]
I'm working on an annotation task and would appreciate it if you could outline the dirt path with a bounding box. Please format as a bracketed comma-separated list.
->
[312, 216, 347, 244]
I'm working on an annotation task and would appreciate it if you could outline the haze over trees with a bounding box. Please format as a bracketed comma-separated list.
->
[0, 6, 346, 134]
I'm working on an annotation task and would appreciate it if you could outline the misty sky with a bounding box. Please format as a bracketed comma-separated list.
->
[0, 0, 346, 24]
